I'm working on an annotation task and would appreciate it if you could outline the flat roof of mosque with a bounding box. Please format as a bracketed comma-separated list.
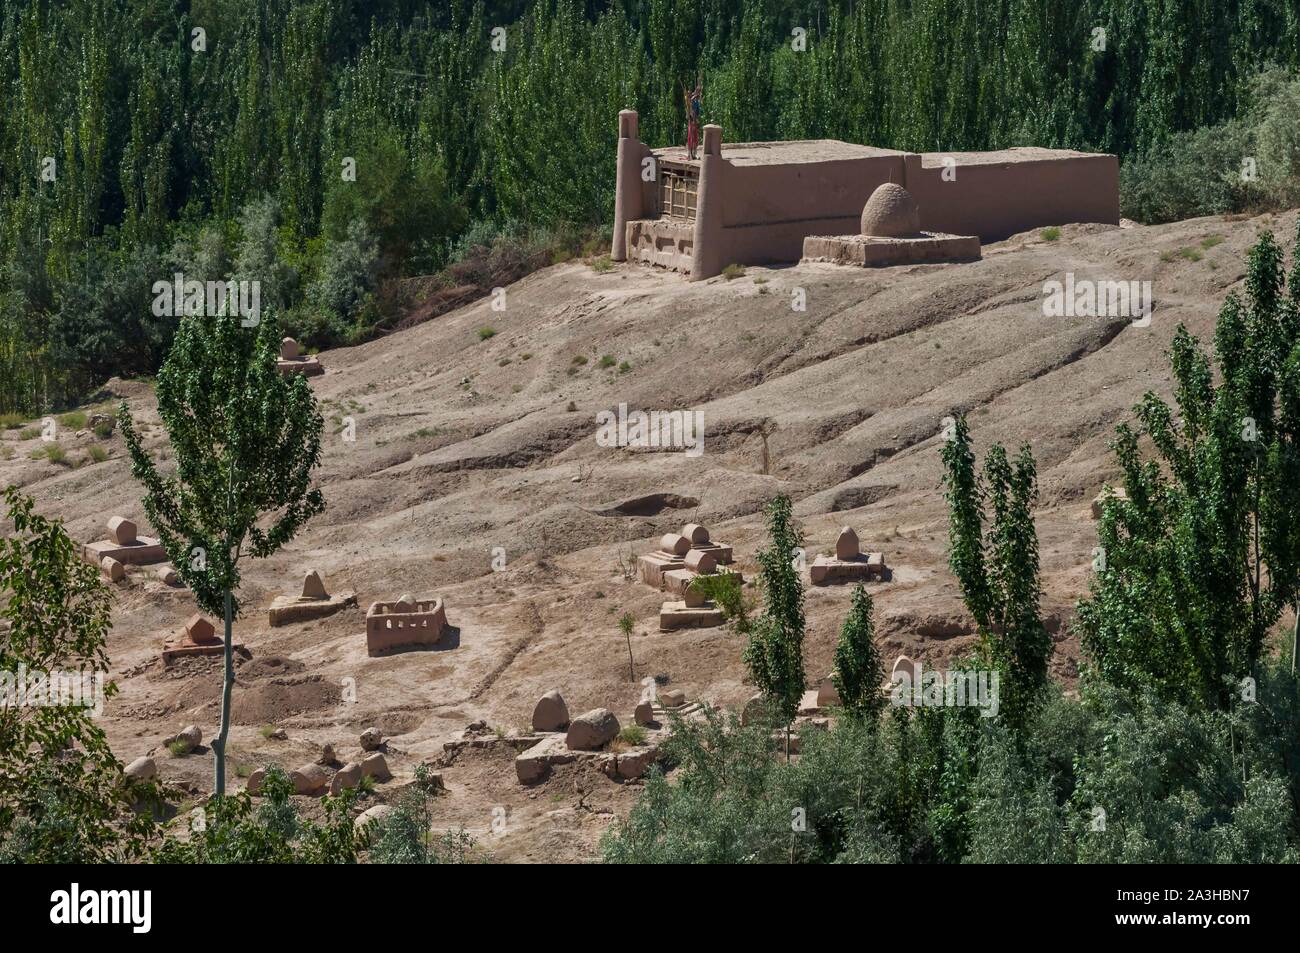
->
[653, 139, 1111, 167]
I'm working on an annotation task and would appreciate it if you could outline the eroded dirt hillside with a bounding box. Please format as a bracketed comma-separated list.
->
[4, 210, 1291, 860]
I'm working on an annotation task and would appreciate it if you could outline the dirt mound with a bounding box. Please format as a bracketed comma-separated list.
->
[238, 655, 307, 679]
[169, 671, 340, 725]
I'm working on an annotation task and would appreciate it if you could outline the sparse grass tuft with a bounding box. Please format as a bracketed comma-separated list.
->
[477, 326, 497, 341]
[1201, 235, 1224, 249]
[58, 411, 86, 430]
[31, 443, 67, 464]
[722, 263, 746, 280]
[618, 725, 647, 746]
[87, 446, 109, 464]
[0, 413, 25, 429]
[1039, 226, 1061, 242]
[591, 255, 613, 273]
[598, 354, 616, 369]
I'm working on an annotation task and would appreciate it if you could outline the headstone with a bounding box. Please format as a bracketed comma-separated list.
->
[124, 756, 157, 782]
[101, 556, 125, 582]
[395, 593, 417, 610]
[330, 762, 362, 795]
[634, 701, 655, 726]
[354, 803, 393, 831]
[817, 676, 841, 707]
[683, 550, 716, 574]
[291, 763, 330, 795]
[359, 727, 383, 751]
[532, 690, 570, 732]
[185, 614, 218, 645]
[660, 689, 686, 709]
[892, 655, 918, 681]
[740, 693, 765, 726]
[246, 767, 265, 795]
[280, 337, 301, 361]
[659, 533, 690, 556]
[157, 566, 179, 585]
[302, 571, 328, 599]
[166, 724, 203, 754]
[360, 752, 391, 782]
[835, 527, 860, 560]
[107, 516, 137, 545]
[565, 708, 620, 750]
[681, 523, 710, 544]
[317, 743, 336, 766]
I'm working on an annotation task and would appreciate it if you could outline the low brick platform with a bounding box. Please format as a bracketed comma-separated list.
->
[802, 231, 980, 267]
[810, 552, 886, 585]
[269, 590, 356, 626]
[658, 601, 725, 631]
[82, 537, 166, 566]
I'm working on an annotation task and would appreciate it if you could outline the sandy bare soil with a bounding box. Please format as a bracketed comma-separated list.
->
[3, 209, 1291, 861]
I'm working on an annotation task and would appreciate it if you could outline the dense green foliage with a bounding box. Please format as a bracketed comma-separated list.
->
[0, 488, 156, 862]
[6, 0, 1300, 414]
[1078, 226, 1300, 710]
[603, 673, 1300, 863]
[152, 767, 359, 863]
[365, 765, 475, 864]
[1120, 68, 1300, 224]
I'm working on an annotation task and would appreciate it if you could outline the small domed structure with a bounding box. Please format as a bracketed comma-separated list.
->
[860, 183, 921, 238]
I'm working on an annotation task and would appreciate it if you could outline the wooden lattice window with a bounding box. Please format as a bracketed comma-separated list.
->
[658, 165, 698, 221]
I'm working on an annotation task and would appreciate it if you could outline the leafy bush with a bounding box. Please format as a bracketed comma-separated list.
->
[365, 765, 473, 864]
[152, 767, 359, 864]
[603, 674, 1300, 864]
[0, 488, 155, 862]
[687, 571, 752, 633]
[307, 218, 380, 342]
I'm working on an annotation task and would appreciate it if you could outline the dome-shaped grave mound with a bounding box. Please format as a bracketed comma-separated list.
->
[860, 183, 922, 238]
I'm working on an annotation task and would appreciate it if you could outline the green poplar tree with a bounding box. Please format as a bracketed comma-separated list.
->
[940, 416, 1050, 730]
[119, 309, 324, 796]
[832, 583, 884, 722]
[742, 494, 806, 742]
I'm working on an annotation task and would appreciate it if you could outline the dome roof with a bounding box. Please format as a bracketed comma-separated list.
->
[860, 183, 921, 237]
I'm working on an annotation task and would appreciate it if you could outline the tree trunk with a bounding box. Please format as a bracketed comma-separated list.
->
[214, 588, 235, 796]
[626, 634, 634, 681]
[1292, 604, 1298, 677]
